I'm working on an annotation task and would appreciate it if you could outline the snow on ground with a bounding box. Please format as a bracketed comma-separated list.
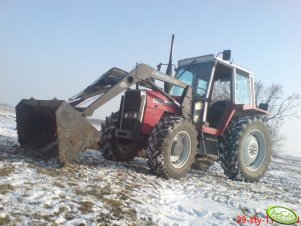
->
[0, 111, 300, 225]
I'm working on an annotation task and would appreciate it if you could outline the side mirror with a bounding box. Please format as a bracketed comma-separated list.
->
[223, 50, 231, 61]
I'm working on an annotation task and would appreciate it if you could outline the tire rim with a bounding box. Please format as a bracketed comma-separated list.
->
[170, 131, 191, 168]
[242, 129, 266, 171]
[117, 138, 137, 154]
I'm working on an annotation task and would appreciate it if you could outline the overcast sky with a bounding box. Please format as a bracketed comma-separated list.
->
[1, 0, 301, 156]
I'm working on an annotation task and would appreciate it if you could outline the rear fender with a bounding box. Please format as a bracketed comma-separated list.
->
[202, 104, 268, 136]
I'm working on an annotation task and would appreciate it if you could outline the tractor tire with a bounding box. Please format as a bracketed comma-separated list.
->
[218, 115, 272, 182]
[146, 116, 197, 179]
[100, 112, 141, 162]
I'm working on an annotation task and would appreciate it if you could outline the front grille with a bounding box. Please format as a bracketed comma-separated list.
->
[121, 90, 143, 131]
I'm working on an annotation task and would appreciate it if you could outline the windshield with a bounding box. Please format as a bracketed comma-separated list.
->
[170, 61, 214, 96]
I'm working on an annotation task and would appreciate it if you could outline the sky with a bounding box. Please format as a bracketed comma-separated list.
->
[1, 0, 301, 156]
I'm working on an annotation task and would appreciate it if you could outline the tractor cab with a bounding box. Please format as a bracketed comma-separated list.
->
[170, 53, 256, 130]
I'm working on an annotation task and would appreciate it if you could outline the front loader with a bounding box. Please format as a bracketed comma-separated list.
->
[16, 35, 272, 181]
[16, 63, 191, 164]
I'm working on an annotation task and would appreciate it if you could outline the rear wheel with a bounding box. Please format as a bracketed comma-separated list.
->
[146, 116, 197, 179]
[99, 112, 141, 162]
[218, 116, 272, 182]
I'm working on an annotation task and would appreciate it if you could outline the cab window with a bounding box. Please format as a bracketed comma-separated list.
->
[170, 69, 193, 96]
[235, 69, 251, 105]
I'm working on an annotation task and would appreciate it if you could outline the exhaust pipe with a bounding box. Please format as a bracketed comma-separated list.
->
[166, 34, 175, 76]
[164, 34, 175, 92]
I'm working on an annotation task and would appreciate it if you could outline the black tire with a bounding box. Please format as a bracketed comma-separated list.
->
[99, 112, 141, 162]
[218, 115, 272, 182]
[146, 116, 197, 179]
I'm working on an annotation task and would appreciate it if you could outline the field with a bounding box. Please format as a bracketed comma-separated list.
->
[0, 109, 300, 225]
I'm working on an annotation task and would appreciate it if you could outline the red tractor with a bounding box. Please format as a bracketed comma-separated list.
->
[16, 36, 271, 181]
[99, 39, 271, 181]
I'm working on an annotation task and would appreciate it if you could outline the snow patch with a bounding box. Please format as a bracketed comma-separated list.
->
[0, 112, 300, 225]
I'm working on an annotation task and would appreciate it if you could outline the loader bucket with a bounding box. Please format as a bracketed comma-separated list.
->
[16, 99, 100, 164]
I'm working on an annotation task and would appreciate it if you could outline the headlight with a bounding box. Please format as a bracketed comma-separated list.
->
[133, 112, 138, 119]
[124, 112, 128, 118]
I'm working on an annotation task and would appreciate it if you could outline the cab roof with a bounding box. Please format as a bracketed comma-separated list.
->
[178, 54, 254, 75]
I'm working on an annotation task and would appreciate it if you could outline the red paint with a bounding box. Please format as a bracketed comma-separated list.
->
[202, 104, 268, 136]
[141, 90, 180, 135]
[241, 105, 269, 115]
[219, 106, 237, 134]
[139, 91, 268, 137]
[202, 127, 221, 136]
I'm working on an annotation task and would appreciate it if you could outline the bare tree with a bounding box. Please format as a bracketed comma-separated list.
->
[213, 79, 300, 155]
[255, 81, 300, 155]
[212, 80, 231, 103]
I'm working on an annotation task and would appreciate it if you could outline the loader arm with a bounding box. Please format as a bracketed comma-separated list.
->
[70, 64, 189, 117]
[15, 64, 191, 165]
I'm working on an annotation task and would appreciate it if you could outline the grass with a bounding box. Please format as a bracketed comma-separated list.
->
[74, 183, 139, 223]
[0, 184, 14, 195]
[32, 213, 52, 222]
[34, 163, 87, 179]
[0, 216, 10, 225]
[78, 201, 94, 214]
[61, 163, 85, 178]
[64, 213, 74, 221]
[35, 167, 58, 177]
[75, 184, 112, 199]
[0, 156, 145, 224]
[52, 206, 68, 218]
[101, 196, 137, 221]
[27, 162, 60, 178]
[26, 205, 73, 225]
[43, 204, 52, 209]
[0, 166, 15, 177]
[119, 192, 129, 201]
[53, 180, 65, 188]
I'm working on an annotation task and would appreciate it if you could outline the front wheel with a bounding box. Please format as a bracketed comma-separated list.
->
[218, 116, 272, 182]
[99, 112, 141, 162]
[146, 116, 197, 179]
